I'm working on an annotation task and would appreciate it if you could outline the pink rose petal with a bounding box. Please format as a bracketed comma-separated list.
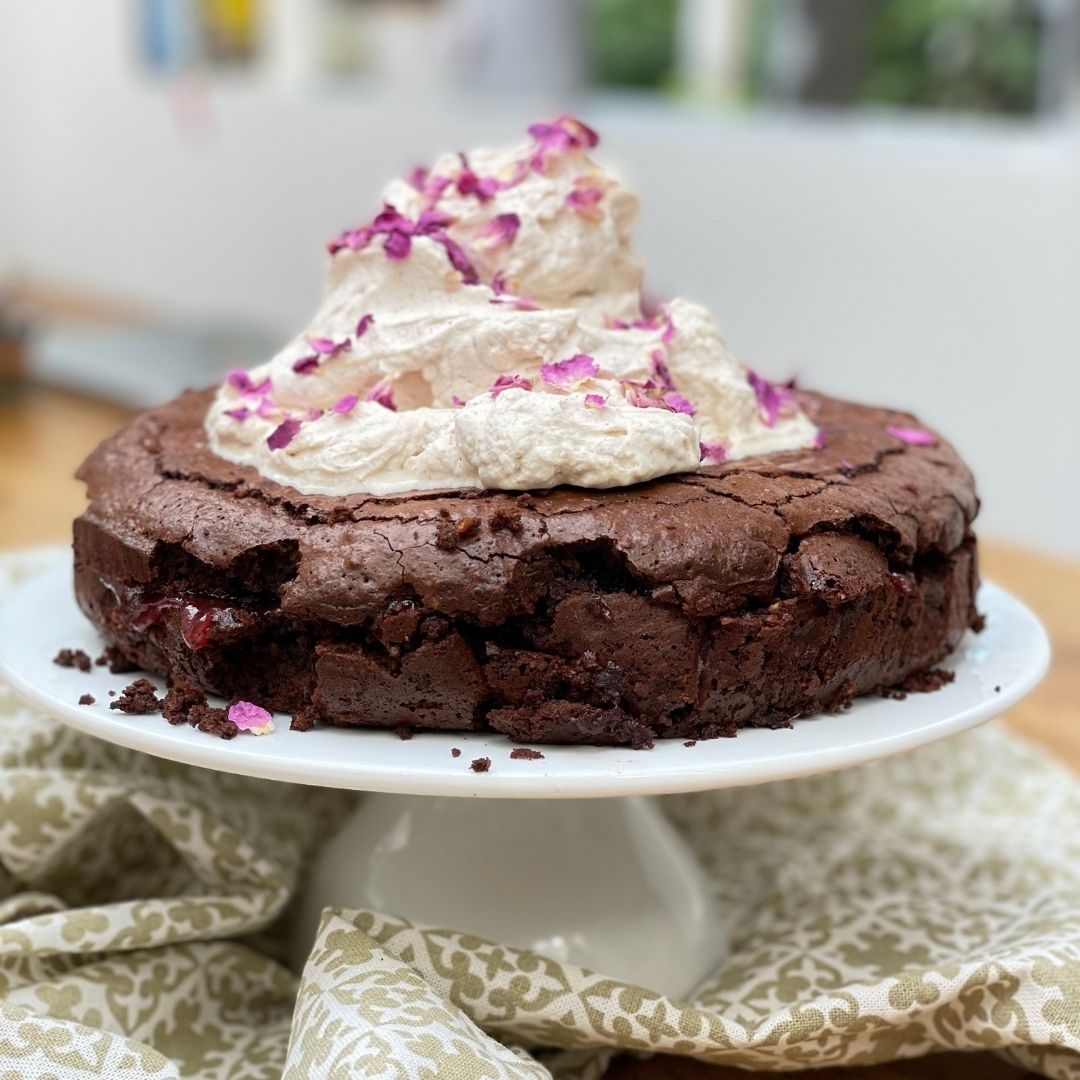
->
[366, 380, 397, 411]
[355, 313, 375, 338]
[456, 153, 501, 202]
[266, 417, 301, 451]
[224, 406, 250, 421]
[226, 369, 254, 392]
[886, 425, 937, 446]
[477, 212, 521, 251]
[662, 392, 695, 416]
[584, 393, 607, 409]
[747, 370, 794, 428]
[292, 355, 320, 375]
[491, 374, 533, 399]
[333, 394, 358, 415]
[527, 115, 600, 171]
[700, 441, 728, 463]
[565, 185, 604, 219]
[451, 395, 466, 408]
[650, 349, 674, 390]
[540, 353, 599, 388]
[307, 334, 352, 357]
[813, 428, 827, 450]
[327, 226, 372, 255]
[227, 700, 274, 735]
[307, 408, 324, 421]
[383, 230, 412, 260]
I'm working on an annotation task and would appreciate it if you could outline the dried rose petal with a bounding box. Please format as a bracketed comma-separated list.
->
[584, 393, 607, 409]
[700, 441, 728, 463]
[456, 153, 501, 201]
[660, 314, 676, 345]
[227, 700, 274, 735]
[355, 313, 375, 338]
[650, 349, 674, 389]
[307, 408, 324, 421]
[327, 226, 372, 255]
[366, 380, 397, 411]
[565, 185, 604, 219]
[451, 395, 466, 408]
[383, 230, 412, 260]
[292, 355, 320, 375]
[307, 334, 352, 357]
[662, 392, 695, 416]
[407, 165, 429, 191]
[226, 369, 254, 392]
[416, 209, 453, 233]
[333, 394, 358, 415]
[477, 212, 521, 251]
[224, 406, 250, 421]
[747, 370, 794, 428]
[886, 425, 937, 446]
[813, 428, 827, 450]
[540, 353, 599, 388]
[266, 417, 301, 451]
[489, 293, 539, 311]
[527, 115, 600, 171]
[433, 233, 479, 284]
[491, 374, 533, 398]
[255, 396, 276, 419]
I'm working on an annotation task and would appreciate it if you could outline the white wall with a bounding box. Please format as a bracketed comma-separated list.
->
[2, 2, 1079, 556]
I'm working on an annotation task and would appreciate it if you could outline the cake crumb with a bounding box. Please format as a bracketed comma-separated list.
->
[509, 747, 544, 760]
[107, 689, 116, 697]
[110, 678, 162, 715]
[290, 708, 317, 732]
[161, 675, 205, 726]
[470, 756, 491, 773]
[490, 507, 524, 534]
[683, 739, 697, 748]
[78, 693, 95, 706]
[395, 725, 414, 741]
[53, 648, 91, 673]
[451, 747, 461, 758]
[994, 685, 1002, 693]
[95, 646, 138, 674]
[189, 704, 239, 740]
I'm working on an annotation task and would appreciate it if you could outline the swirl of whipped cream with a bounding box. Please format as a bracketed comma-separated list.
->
[207, 117, 818, 495]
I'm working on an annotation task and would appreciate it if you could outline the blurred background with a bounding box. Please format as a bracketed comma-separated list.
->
[1, 0, 1079, 555]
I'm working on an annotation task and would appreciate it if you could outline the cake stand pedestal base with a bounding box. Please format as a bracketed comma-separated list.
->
[290, 793, 728, 999]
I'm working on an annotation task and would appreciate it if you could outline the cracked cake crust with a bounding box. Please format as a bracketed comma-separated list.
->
[72, 388, 981, 746]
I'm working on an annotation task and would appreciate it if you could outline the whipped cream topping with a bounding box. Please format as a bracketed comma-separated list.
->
[207, 117, 818, 496]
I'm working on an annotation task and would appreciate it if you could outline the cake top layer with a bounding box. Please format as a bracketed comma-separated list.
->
[205, 117, 818, 496]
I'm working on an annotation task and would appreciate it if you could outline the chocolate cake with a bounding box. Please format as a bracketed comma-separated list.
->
[72, 389, 980, 747]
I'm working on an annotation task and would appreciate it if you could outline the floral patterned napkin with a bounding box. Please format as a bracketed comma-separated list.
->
[0, 549, 1077, 1079]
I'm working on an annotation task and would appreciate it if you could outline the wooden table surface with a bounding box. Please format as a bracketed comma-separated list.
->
[1, 383, 1077, 1080]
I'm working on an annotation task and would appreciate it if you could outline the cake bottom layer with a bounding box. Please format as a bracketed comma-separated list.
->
[74, 538, 980, 748]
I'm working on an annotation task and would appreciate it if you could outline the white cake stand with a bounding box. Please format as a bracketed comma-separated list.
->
[0, 561, 1050, 997]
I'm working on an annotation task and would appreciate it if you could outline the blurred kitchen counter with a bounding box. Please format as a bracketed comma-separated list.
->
[0, 383, 1075, 1080]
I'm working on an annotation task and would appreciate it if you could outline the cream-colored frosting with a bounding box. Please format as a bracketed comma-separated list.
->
[206, 119, 817, 495]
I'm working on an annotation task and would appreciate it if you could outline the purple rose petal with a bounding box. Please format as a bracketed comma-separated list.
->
[307, 334, 352, 357]
[355, 313, 375, 338]
[540, 353, 599, 388]
[813, 428, 827, 450]
[886, 425, 937, 446]
[478, 212, 521, 251]
[432, 233, 478, 284]
[584, 393, 607, 409]
[451, 395, 466, 408]
[333, 394, 359, 415]
[366, 380, 397, 411]
[456, 153, 501, 202]
[266, 417, 301, 451]
[224, 406, 250, 421]
[306, 408, 324, 421]
[747, 370, 794, 428]
[227, 700, 274, 735]
[491, 374, 533, 399]
[700, 441, 728, 463]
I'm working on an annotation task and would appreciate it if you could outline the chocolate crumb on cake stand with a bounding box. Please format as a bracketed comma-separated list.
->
[0, 549, 1049, 997]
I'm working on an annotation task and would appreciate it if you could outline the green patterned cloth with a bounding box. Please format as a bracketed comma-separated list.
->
[0, 549, 1078, 1079]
